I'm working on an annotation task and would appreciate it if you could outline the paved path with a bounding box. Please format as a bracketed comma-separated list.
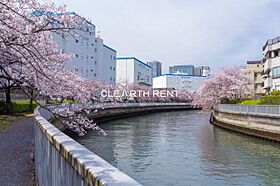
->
[0, 117, 35, 186]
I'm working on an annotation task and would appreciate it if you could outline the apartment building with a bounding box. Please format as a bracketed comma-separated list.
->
[263, 36, 280, 93]
[116, 57, 152, 86]
[246, 60, 265, 97]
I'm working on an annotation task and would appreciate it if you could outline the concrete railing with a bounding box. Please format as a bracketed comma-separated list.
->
[34, 102, 191, 186]
[215, 104, 280, 116]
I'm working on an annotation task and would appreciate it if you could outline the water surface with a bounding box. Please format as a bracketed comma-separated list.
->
[74, 110, 280, 186]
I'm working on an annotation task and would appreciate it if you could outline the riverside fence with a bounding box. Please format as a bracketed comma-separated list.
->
[215, 104, 280, 116]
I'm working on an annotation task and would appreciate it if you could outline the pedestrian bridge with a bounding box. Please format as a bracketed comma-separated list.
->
[34, 103, 193, 186]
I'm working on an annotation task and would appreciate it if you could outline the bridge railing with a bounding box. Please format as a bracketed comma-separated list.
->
[215, 104, 280, 116]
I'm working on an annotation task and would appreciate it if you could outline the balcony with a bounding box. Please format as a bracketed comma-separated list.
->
[263, 59, 271, 74]
[264, 78, 272, 89]
[263, 36, 280, 52]
[262, 74, 268, 79]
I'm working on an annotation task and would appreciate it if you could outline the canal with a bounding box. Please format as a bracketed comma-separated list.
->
[73, 110, 280, 186]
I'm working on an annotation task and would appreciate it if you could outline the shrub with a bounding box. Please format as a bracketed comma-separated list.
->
[221, 98, 251, 104]
[260, 95, 280, 105]
[240, 100, 263, 105]
[0, 100, 38, 114]
[270, 90, 280, 96]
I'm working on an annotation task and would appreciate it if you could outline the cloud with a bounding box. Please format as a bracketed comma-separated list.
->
[62, 0, 280, 72]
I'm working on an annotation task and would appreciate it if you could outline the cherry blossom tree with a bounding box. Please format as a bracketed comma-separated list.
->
[0, 0, 196, 135]
[0, 0, 107, 135]
[192, 67, 250, 111]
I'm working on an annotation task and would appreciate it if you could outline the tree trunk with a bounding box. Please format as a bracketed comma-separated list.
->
[29, 98, 33, 111]
[5, 87, 12, 114]
[29, 89, 33, 111]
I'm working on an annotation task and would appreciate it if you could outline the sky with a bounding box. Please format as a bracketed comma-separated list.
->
[57, 0, 280, 73]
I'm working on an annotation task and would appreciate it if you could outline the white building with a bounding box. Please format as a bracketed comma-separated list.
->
[116, 57, 152, 86]
[53, 14, 116, 83]
[263, 36, 280, 92]
[152, 74, 207, 92]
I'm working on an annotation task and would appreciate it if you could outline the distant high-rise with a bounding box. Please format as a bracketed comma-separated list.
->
[147, 60, 162, 77]
[194, 66, 211, 76]
[169, 65, 194, 75]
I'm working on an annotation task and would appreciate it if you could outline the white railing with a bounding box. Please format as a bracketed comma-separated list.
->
[48, 102, 191, 112]
[34, 102, 191, 186]
[215, 104, 280, 116]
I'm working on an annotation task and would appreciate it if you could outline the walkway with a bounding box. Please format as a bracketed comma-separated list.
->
[0, 117, 35, 186]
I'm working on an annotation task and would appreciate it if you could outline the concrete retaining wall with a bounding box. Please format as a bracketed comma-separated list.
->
[211, 105, 280, 142]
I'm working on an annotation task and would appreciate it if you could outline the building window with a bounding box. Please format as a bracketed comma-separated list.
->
[75, 39, 79, 43]
[113, 67, 115, 71]
[91, 56, 94, 59]
[75, 54, 79, 58]
[91, 43, 94, 46]
[95, 48, 97, 52]
[90, 69, 93, 72]
[94, 61, 97, 65]
[110, 66, 112, 70]
[274, 50, 279, 58]
[94, 73, 96, 77]
[110, 77, 112, 81]
[272, 66, 280, 79]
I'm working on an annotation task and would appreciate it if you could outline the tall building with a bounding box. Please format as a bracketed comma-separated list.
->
[152, 74, 207, 92]
[169, 65, 194, 75]
[194, 66, 211, 76]
[53, 13, 116, 83]
[246, 61, 265, 97]
[147, 60, 162, 77]
[116, 57, 152, 86]
[263, 36, 280, 92]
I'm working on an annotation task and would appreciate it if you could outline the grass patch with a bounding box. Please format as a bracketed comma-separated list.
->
[48, 100, 75, 104]
[240, 100, 263, 105]
[0, 100, 38, 114]
[0, 113, 32, 132]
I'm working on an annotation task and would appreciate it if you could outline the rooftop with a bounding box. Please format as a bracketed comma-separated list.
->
[263, 36, 280, 51]
[154, 74, 207, 78]
[103, 44, 117, 53]
[116, 57, 151, 68]
[247, 60, 262, 65]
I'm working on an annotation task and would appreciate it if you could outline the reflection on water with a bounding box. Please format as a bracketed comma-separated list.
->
[73, 110, 280, 186]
